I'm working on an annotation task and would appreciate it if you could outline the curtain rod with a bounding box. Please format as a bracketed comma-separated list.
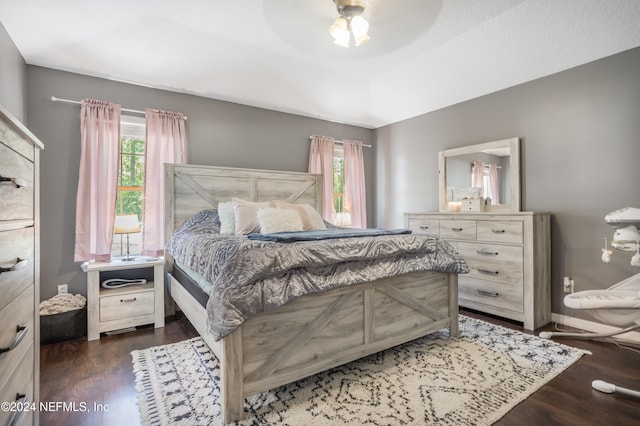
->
[50, 96, 187, 120]
[309, 135, 371, 148]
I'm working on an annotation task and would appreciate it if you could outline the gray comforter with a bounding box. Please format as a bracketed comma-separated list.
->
[166, 209, 469, 341]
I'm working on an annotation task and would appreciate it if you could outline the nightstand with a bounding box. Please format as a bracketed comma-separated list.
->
[81, 257, 165, 340]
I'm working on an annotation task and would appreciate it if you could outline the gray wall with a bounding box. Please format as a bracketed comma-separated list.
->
[376, 46, 640, 320]
[25, 66, 374, 300]
[0, 22, 26, 120]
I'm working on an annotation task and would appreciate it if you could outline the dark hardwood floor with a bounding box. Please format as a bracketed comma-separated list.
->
[39, 310, 639, 425]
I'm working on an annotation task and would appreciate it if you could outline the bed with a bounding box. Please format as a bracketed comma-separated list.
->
[163, 164, 467, 423]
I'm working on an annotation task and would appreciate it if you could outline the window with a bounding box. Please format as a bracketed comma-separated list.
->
[333, 145, 352, 226]
[333, 146, 345, 214]
[112, 115, 145, 256]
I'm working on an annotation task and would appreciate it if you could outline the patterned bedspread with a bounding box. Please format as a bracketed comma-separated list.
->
[166, 210, 469, 341]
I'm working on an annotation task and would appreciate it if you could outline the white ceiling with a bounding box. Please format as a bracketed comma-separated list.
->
[2, 0, 640, 128]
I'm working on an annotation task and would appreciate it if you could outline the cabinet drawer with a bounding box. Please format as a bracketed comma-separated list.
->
[439, 220, 476, 240]
[0, 286, 34, 391]
[477, 220, 523, 244]
[407, 217, 439, 235]
[100, 289, 154, 322]
[459, 276, 524, 314]
[0, 143, 34, 221]
[0, 346, 34, 426]
[457, 242, 523, 285]
[0, 227, 34, 311]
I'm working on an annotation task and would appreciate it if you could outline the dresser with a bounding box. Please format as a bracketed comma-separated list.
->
[0, 105, 43, 426]
[405, 212, 550, 330]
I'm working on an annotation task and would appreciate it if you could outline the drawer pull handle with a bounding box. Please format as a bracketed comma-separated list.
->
[477, 268, 499, 275]
[0, 174, 28, 188]
[0, 325, 28, 354]
[477, 249, 499, 256]
[451, 227, 463, 232]
[0, 258, 29, 275]
[477, 289, 500, 297]
[9, 394, 28, 426]
[419, 226, 429, 230]
[120, 297, 138, 303]
[492, 229, 506, 234]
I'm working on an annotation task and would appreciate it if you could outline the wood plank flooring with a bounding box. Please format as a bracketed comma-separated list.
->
[39, 310, 639, 425]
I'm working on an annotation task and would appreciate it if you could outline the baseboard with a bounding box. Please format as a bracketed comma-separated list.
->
[550, 313, 640, 345]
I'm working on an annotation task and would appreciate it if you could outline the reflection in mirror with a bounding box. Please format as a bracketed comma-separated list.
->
[439, 138, 520, 212]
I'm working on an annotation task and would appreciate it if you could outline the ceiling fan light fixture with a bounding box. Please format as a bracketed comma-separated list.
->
[329, 0, 370, 48]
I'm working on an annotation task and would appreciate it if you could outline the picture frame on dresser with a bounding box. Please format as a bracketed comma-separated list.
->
[0, 103, 44, 426]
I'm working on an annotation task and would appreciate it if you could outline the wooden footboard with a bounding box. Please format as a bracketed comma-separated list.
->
[168, 269, 458, 424]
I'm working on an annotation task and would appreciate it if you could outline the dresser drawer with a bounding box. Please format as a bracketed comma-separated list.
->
[477, 220, 523, 244]
[406, 217, 439, 235]
[459, 276, 524, 314]
[0, 286, 34, 391]
[0, 346, 34, 426]
[0, 227, 34, 311]
[0, 119, 35, 162]
[439, 220, 476, 240]
[100, 288, 155, 322]
[457, 242, 523, 285]
[0, 143, 34, 221]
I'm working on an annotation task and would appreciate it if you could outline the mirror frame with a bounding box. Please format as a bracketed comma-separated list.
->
[439, 137, 521, 213]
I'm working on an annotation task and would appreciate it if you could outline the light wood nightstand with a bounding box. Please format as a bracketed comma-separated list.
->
[81, 257, 165, 340]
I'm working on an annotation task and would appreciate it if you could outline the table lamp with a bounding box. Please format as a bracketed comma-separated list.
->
[114, 214, 140, 261]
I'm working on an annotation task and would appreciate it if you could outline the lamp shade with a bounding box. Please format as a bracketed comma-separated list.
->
[114, 214, 140, 234]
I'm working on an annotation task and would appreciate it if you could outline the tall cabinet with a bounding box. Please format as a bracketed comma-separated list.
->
[406, 212, 550, 330]
[0, 105, 43, 426]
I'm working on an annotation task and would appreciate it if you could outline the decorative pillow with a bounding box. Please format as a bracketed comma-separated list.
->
[233, 198, 273, 234]
[302, 204, 327, 230]
[273, 200, 327, 231]
[218, 201, 235, 234]
[257, 208, 304, 234]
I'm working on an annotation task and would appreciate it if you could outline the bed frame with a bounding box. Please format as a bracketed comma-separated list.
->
[164, 164, 459, 424]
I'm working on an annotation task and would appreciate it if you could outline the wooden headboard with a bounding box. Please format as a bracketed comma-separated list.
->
[164, 164, 323, 245]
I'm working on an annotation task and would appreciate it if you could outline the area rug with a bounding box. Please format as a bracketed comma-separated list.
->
[131, 316, 588, 425]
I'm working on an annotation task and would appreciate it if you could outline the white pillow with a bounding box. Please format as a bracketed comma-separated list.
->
[302, 204, 327, 230]
[273, 200, 327, 231]
[218, 202, 235, 234]
[257, 208, 304, 234]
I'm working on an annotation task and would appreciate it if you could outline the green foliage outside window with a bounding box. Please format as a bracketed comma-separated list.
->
[333, 156, 345, 213]
[116, 136, 145, 220]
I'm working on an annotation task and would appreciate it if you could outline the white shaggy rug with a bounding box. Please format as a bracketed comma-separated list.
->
[131, 316, 587, 425]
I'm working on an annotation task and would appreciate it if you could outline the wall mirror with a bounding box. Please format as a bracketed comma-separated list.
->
[439, 137, 521, 212]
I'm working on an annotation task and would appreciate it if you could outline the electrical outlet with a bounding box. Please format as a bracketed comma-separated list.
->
[57, 284, 68, 294]
[563, 277, 575, 293]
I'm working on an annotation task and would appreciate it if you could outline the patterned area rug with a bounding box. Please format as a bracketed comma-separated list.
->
[131, 316, 588, 425]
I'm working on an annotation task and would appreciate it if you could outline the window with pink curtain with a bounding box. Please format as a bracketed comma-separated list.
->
[74, 99, 121, 262]
[142, 109, 187, 257]
[343, 140, 367, 228]
[308, 135, 335, 222]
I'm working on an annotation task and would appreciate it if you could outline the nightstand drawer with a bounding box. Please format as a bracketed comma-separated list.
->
[0, 142, 34, 221]
[99, 288, 155, 322]
[0, 227, 34, 311]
